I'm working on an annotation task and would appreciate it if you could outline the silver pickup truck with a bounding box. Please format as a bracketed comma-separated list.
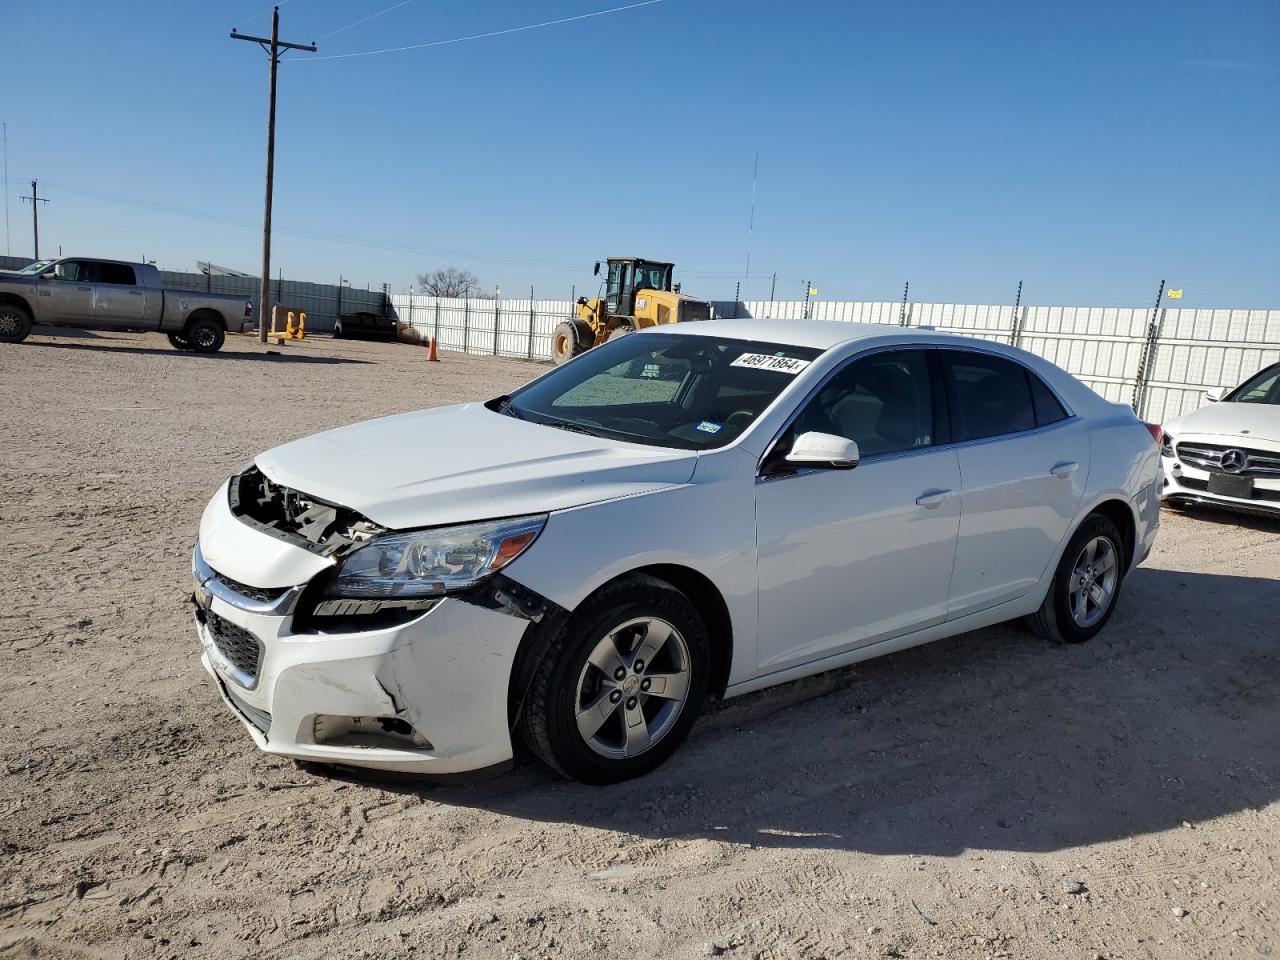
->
[0, 257, 253, 353]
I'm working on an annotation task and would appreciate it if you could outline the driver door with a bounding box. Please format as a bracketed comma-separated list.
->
[39, 260, 98, 323]
[754, 349, 962, 674]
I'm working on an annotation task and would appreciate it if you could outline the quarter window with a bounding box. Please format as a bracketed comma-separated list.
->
[943, 351, 1038, 441]
[789, 350, 936, 458]
[1028, 370, 1069, 426]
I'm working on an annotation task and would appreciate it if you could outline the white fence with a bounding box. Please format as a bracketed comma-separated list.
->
[390, 294, 1280, 425]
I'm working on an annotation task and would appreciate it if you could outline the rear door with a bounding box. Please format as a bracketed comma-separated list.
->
[92, 262, 149, 329]
[942, 349, 1089, 618]
[39, 260, 98, 323]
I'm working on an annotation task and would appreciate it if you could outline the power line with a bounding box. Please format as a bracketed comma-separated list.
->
[300, 0, 666, 62]
[319, 0, 416, 40]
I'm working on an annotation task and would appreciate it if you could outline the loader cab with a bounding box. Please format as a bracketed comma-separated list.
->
[598, 257, 674, 318]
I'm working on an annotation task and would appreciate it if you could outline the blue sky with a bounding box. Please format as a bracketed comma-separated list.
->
[4, 0, 1278, 306]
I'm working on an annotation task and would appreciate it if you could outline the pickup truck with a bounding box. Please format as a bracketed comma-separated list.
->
[0, 257, 253, 353]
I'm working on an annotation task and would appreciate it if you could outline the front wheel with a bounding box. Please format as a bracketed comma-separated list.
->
[185, 318, 225, 354]
[1026, 513, 1126, 643]
[552, 319, 593, 365]
[0, 304, 33, 344]
[167, 332, 191, 350]
[519, 574, 710, 784]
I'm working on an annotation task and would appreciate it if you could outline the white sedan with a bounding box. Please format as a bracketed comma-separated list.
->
[1160, 361, 1280, 518]
[192, 319, 1161, 784]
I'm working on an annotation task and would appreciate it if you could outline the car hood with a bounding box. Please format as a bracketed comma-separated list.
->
[255, 402, 698, 529]
[1166, 402, 1280, 445]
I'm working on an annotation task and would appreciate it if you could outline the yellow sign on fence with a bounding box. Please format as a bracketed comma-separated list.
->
[1167, 289, 1184, 300]
[808, 287, 819, 297]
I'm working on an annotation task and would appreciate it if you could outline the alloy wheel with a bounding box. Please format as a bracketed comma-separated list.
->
[1069, 535, 1119, 627]
[574, 616, 692, 759]
[0, 311, 21, 338]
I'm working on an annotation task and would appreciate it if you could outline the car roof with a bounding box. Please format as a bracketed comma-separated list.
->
[644, 317, 941, 350]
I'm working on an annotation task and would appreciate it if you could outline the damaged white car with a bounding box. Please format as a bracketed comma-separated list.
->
[193, 319, 1161, 784]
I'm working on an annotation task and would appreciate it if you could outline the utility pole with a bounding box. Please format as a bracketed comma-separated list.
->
[231, 8, 316, 344]
[19, 180, 48, 259]
[3, 122, 10, 256]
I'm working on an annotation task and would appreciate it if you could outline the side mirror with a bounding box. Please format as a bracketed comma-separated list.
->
[593, 261, 601, 277]
[786, 432, 860, 469]
[1204, 387, 1227, 402]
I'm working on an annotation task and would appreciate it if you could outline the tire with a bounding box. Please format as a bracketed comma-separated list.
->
[607, 321, 635, 342]
[0, 303, 33, 344]
[1026, 513, 1126, 644]
[519, 573, 710, 784]
[185, 317, 225, 354]
[552, 319, 593, 365]
[167, 332, 191, 350]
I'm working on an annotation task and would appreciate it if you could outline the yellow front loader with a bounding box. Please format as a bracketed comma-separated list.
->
[552, 257, 711, 365]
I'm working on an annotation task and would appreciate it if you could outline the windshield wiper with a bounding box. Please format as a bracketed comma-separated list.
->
[493, 395, 524, 420]
[538, 417, 602, 437]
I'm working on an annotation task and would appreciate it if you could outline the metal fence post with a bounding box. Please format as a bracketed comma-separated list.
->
[1009, 280, 1023, 346]
[463, 299, 470, 354]
[527, 285, 535, 359]
[493, 297, 500, 355]
[803, 281, 811, 320]
[434, 299, 440, 342]
[899, 281, 909, 325]
[1132, 279, 1166, 415]
[733, 282, 740, 319]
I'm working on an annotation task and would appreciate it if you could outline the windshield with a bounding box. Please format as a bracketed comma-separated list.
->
[1225, 364, 1280, 404]
[504, 333, 823, 450]
[15, 259, 53, 275]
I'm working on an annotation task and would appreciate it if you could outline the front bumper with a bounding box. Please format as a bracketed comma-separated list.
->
[1160, 449, 1280, 518]
[192, 539, 529, 776]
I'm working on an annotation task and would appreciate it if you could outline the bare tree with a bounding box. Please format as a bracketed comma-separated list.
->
[416, 267, 487, 298]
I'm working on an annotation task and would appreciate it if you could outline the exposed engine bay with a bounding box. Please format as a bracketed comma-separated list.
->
[228, 465, 383, 557]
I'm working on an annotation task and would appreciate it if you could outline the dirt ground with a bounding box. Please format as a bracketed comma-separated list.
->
[1, 328, 1277, 960]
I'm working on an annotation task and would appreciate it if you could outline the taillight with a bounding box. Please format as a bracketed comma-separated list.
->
[1143, 422, 1162, 447]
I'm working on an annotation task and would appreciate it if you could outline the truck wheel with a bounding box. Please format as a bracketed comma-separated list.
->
[552, 319, 593, 365]
[167, 332, 191, 350]
[186, 318, 225, 354]
[518, 573, 710, 784]
[0, 304, 33, 344]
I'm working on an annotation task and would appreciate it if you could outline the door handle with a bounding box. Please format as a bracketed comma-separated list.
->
[915, 488, 956, 508]
[129, 290, 144, 296]
[1050, 461, 1079, 478]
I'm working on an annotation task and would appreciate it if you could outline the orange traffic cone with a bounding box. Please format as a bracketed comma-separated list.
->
[427, 337, 439, 361]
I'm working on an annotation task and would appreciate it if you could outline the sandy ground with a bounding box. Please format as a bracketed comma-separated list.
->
[1, 328, 1278, 960]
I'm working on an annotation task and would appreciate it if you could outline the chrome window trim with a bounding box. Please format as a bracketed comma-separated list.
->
[755, 341, 1079, 480]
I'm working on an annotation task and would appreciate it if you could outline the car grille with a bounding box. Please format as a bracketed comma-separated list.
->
[1175, 442, 1280, 478]
[207, 611, 261, 681]
[211, 570, 288, 605]
[224, 683, 271, 735]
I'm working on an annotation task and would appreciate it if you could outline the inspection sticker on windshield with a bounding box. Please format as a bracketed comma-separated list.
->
[696, 420, 723, 434]
[730, 353, 812, 374]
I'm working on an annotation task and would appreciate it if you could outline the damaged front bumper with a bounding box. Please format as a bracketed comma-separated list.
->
[192, 488, 530, 776]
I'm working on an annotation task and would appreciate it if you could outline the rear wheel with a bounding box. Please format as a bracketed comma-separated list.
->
[167, 332, 191, 350]
[607, 321, 635, 341]
[185, 317, 225, 354]
[0, 303, 33, 344]
[1026, 513, 1126, 643]
[552, 319, 593, 365]
[519, 574, 710, 784]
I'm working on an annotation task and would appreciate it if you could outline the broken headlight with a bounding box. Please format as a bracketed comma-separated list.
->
[325, 515, 547, 599]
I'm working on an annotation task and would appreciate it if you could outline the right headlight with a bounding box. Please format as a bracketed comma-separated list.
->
[326, 514, 547, 599]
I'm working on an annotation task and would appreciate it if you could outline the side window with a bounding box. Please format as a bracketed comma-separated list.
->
[98, 263, 137, 285]
[1028, 371, 1068, 426]
[57, 260, 98, 283]
[791, 350, 935, 458]
[943, 351, 1037, 441]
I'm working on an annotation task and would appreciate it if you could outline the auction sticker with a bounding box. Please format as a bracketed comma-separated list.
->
[730, 353, 812, 374]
